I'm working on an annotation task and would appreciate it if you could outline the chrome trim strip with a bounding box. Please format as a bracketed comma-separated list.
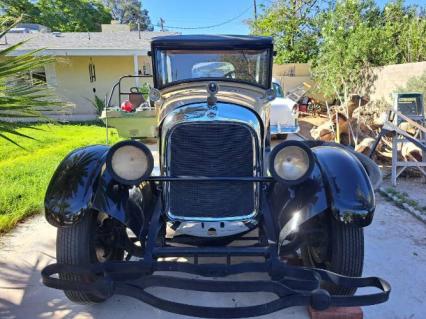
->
[270, 124, 300, 134]
[168, 210, 258, 222]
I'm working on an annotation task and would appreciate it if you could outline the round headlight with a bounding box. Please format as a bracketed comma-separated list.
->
[269, 141, 314, 184]
[106, 140, 153, 185]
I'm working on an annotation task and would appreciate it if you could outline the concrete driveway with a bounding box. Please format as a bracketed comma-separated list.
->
[0, 139, 425, 319]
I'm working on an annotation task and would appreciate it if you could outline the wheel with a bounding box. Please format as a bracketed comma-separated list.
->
[301, 216, 364, 295]
[276, 133, 287, 140]
[57, 210, 126, 303]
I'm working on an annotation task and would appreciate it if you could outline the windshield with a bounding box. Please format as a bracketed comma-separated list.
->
[273, 82, 284, 98]
[154, 49, 271, 89]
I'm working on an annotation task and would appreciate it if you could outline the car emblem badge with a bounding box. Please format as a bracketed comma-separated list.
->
[206, 110, 216, 118]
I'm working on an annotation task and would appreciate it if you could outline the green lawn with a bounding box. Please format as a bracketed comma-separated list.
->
[0, 123, 120, 233]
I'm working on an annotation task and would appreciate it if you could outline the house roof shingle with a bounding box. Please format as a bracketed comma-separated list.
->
[1, 31, 178, 56]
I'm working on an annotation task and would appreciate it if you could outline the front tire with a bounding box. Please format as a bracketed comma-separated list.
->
[301, 216, 364, 295]
[57, 210, 125, 303]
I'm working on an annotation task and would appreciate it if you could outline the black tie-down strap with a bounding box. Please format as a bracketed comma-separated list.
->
[42, 262, 390, 319]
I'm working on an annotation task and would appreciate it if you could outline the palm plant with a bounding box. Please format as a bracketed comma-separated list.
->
[0, 16, 60, 145]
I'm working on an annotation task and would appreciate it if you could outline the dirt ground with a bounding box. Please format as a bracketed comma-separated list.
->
[1, 193, 425, 319]
[382, 177, 426, 208]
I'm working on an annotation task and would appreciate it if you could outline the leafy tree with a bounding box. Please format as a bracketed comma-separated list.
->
[379, 0, 426, 64]
[103, 0, 153, 31]
[0, 17, 61, 145]
[0, 0, 41, 22]
[250, 0, 322, 63]
[312, 0, 426, 103]
[1, 0, 111, 32]
[312, 0, 382, 102]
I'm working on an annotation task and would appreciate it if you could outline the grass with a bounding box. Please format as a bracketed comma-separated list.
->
[0, 123, 121, 233]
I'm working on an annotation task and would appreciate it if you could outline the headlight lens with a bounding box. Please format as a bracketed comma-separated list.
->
[106, 140, 153, 185]
[270, 141, 314, 184]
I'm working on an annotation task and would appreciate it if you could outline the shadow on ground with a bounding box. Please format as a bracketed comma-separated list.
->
[0, 215, 308, 319]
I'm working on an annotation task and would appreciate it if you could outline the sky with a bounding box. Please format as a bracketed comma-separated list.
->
[143, 0, 426, 35]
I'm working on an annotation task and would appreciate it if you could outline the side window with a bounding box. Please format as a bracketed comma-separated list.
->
[31, 67, 47, 83]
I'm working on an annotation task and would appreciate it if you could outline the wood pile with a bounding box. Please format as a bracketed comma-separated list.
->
[307, 95, 424, 165]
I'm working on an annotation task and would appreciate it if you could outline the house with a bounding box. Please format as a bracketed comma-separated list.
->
[2, 22, 176, 121]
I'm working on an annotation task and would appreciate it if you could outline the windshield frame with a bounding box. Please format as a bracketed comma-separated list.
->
[152, 47, 273, 91]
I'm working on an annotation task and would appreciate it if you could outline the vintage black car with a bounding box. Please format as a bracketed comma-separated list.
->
[41, 35, 390, 317]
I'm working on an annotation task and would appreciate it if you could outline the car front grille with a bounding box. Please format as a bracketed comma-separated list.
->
[167, 122, 255, 220]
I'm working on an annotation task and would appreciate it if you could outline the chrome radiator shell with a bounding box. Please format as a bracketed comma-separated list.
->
[161, 102, 263, 221]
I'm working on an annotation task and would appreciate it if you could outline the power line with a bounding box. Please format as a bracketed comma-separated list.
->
[156, 5, 252, 30]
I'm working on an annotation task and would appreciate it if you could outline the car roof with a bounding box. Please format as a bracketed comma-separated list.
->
[151, 34, 273, 50]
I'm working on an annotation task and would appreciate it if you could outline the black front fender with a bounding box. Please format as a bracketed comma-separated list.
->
[268, 144, 375, 235]
[268, 165, 328, 234]
[45, 144, 156, 236]
[91, 168, 156, 236]
[313, 146, 375, 226]
[45, 145, 109, 227]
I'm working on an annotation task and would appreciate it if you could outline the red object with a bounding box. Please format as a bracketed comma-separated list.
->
[299, 104, 308, 113]
[308, 306, 363, 319]
[121, 100, 134, 112]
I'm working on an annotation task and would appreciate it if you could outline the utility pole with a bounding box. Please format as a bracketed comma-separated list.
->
[253, 0, 258, 20]
[159, 18, 165, 32]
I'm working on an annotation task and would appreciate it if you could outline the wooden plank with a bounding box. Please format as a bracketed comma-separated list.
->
[308, 306, 363, 319]
[396, 111, 426, 134]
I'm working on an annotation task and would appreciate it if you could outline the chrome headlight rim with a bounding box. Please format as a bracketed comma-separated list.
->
[106, 140, 154, 185]
[269, 140, 314, 185]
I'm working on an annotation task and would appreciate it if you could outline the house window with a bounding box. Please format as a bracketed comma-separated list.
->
[6, 67, 47, 87]
[31, 67, 47, 83]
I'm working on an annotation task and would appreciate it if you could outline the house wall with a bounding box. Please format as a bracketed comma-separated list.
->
[48, 55, 153, 121]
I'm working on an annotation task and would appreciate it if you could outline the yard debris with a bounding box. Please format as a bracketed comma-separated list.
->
[355, 137, 376, 155]
[299, 93, 424, 171]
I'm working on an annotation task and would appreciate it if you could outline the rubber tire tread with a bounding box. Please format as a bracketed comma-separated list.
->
[327, 217, 364, 295]
[56, 212, 106, 304]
